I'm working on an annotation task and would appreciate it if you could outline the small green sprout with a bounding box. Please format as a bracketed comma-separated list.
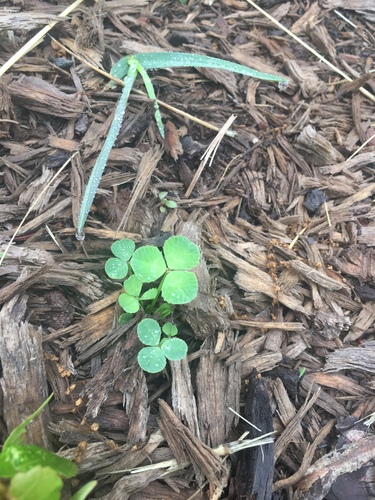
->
[105, 235, 200, 373]
[159, 191, 178, 213]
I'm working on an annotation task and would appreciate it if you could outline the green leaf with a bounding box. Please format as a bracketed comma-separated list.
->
[8, 466, 63, 500]
[137, 318, 161, 346]
[71, 481, 97, 500]
[118, 293, 140, 313]
[163, 236, 200, 270]
[161, 338, 188, 361]
[138, 347, 166, 373]
[133, 52, 288, 84]
[154, 302, 172, 318]
[159, 191, 168, 200]
[124, 275, 142, 296]
[4, 395, 53, 450]
[105, 258, 128, 280]
[118, 313, 133, 325]
[140, 288, 158, 300]
[130, 246, 166, 282]
[162, 322, 178, 337]
[162, 271, 198, 304]
[111, 239, 135, 260]
[0, 445, 77, 478]
[163, 200, 177, 208]
[76, 61, 139, 240]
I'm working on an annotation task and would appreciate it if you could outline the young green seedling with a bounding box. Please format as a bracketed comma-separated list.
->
[76, 52, 288, 239]
[0, 395, 96, 500]
[105, 235, 200, 373]
[158, 191, 177, 213]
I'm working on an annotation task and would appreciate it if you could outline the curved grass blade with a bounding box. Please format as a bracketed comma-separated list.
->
[132, 52, 288, 83]
[136, 62, 164, 138]
[110, 57, 130, 85]
[76, 59, 138, 240]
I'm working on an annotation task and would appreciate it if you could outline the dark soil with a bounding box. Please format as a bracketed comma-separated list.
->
[1, 0, 375, 499]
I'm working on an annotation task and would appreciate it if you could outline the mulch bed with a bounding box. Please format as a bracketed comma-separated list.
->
[1, 0, 375, 498]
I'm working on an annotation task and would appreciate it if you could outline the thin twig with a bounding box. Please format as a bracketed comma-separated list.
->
[185, 115, 237, 198]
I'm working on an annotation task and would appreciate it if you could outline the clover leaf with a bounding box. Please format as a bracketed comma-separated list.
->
[130, 246, 166, 282]
[163, 235, 199, 270]
[162, 271, 198, 304]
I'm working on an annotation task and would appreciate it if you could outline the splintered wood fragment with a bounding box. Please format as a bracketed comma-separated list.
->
[241, 352, 283, 378]
[296, 125, 345, 166]
[345, 303, 375, 342]
[117, 146, 163, 232]
[179, 222, 230, 339]
[58, 227, 142, 241]
[329, 246, 375, 281]
[130, 482, 205, 499]
[335, 73, 374, 100]
[196, 335, 240, 447]
[288, 260, 350, 291]
[158, 399, 226, 486]
[274, 418, 336, 491]
[18, 168, 66, 212]
[300, 375, 348, 417]
[325, 347, 375, 373]
[0, 13, 65, 30]
[306, 21, 336, 60]
[319, 151, 375, 175]
[214, 245, 308, 314]
[0, 263, 53, 305]
[295, 433, 375, 494]
[274, 387, 320, 461]
[322, 0, 375, 12]
[9, 76, 85, 118]
[4, 198, 71, 237]
[308, 372, 370, 395]
[170, 357, 201, 439]
[122, 366, 149, 444]
[236, 371, 274, 500]
[231, 319, 304, 331]
[94, 430, 165, 478]
[271, 378, 303, 441]
[0, 295, 50, 448]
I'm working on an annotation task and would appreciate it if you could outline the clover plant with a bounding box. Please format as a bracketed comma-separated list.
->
[105, 235, 200, 373]
[0, 395, 96, 500]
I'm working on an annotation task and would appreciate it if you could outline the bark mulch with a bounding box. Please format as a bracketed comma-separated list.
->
[1, 0, 375, 499]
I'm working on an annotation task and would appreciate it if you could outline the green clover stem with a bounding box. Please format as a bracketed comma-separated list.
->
[148, 271, 168, 313]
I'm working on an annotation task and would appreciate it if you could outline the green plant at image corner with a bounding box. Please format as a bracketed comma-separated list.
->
[105, 235, 200, 373]
[0, 395, 96, 500]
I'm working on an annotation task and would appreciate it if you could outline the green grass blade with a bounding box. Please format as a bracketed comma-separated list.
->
[133, 52, 287, 83]
[110, 56, 130, 83]
[76, 60, 138, 240]
[136, 62, 165, 138]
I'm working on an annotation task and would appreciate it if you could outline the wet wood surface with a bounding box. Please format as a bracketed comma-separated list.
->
[0, 0, 375, 498]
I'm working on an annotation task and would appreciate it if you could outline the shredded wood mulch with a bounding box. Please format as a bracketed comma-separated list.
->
[1, 0, 375, 499]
